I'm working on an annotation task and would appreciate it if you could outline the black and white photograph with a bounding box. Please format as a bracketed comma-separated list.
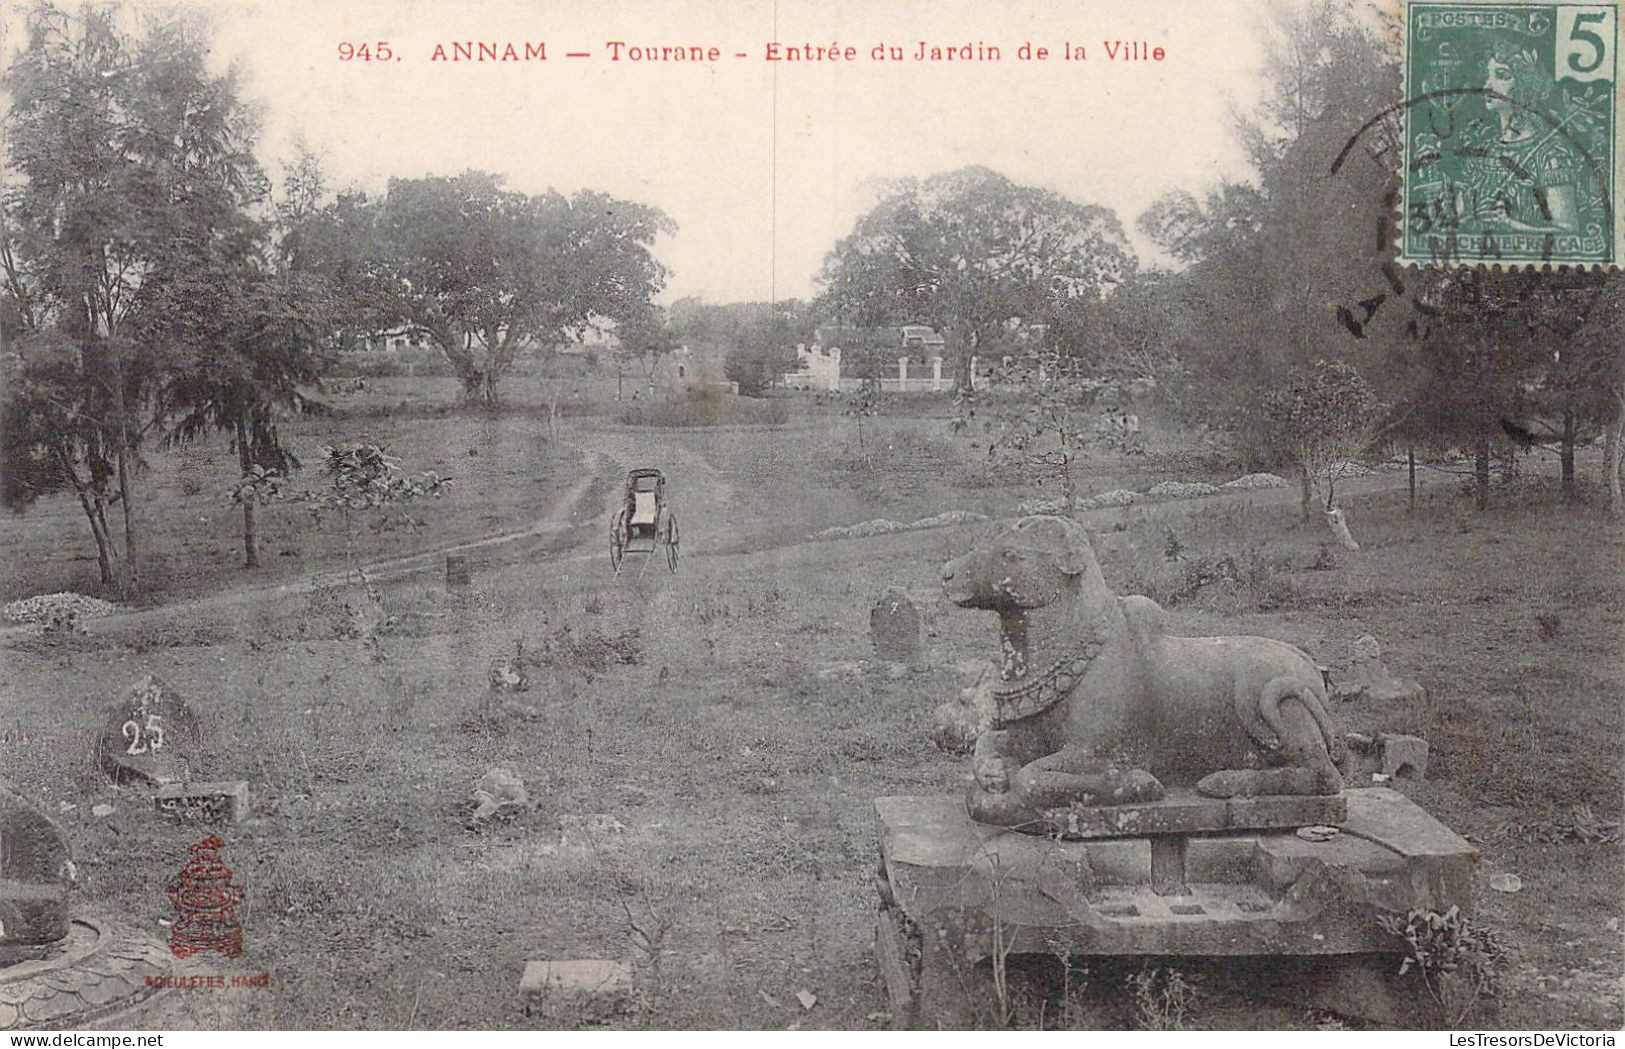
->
[0, 0, 1621, 1036]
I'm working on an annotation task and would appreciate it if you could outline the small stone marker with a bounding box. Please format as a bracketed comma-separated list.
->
[1379, 734, 1430, 781]
[446, 554, 472, 589]
[870, 586, 922, 663]
[1341, 731, 1431, 783]
[1329, 635, 1426, 704]
[154, 780, 250, 824]
[520, 959, 632, 1019]
[96, 674, 201, 785]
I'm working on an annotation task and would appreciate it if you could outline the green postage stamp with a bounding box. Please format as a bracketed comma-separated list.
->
[1403, 0, 1622, 266]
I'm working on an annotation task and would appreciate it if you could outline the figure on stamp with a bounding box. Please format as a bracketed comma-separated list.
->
[1466, 40, 1584, 233]
[934, 515, 1347, 831]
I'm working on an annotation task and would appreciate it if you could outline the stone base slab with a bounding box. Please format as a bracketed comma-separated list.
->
[876, 787, 1475, 959]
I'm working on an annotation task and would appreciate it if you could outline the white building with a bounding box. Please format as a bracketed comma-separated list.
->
[781, 325, 961, 393]
[784, 344, 843, 391]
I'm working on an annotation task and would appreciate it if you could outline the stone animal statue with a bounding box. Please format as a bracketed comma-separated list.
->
[935, 515, 1346, 830]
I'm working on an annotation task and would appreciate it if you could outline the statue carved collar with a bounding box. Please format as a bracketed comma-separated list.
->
[991, 613, 1108, 727]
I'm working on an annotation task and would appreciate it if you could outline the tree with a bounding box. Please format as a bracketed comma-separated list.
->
[2, 331, 121, 585]
[1402, 270, 1581, 511]
[298, 442, 448, 576]
[819, 167, 1135, 388]
[2, 2, 268, 588]
[1510, 273, 1625, 503]
[834, 329, 897, 453]
[1131, 2, 1456, 521]
[163, 268, 328, 568]
[1572, 275, 1625, 516]
[1260, 360, 1381, 544]
[361, 172, 673, 405]
[1053, 268, 1191, 384]
[161, 149, 334, 569]
[986, 353, 1115, 512]
[615, 308, 679, 399]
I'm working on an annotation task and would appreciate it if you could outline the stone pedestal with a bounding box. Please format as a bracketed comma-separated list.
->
[0, 790, 70, 950]
[873, 788, 1476, 1028]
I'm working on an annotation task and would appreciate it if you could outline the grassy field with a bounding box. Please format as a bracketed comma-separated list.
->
[0, 378, 1620, 1030]
[0, 378, 587, 607]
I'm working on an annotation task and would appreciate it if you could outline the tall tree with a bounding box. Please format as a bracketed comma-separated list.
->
[362, 172, 673, 405]
[2, 2, 267, 588]
[819, 166, 1135, 387]
[164, 151, 332, 568]
[1137, 4, 1409, 491]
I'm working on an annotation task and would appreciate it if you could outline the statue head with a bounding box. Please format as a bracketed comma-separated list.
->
[940, 515, 1107, 612]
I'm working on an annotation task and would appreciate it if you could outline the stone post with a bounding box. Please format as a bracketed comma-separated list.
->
[968, 355, 978, 391]
[931, 356, 943, 391]
[871, 587, 923, 664]
[898, 357, 909, 390]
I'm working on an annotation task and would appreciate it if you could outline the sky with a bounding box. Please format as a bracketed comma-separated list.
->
[4, 0, 1294, 304]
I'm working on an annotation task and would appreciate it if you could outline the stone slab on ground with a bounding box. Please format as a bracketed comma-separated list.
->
[1037, 788, 1346, 839]
[519, 959, 632, 1020]
[875, 788, 1476, 959]
[153, 781, 250, 824]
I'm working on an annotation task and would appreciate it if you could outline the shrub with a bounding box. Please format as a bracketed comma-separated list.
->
[1379, 906, 1505, 1024]
[1126, 966, 1199, 1030]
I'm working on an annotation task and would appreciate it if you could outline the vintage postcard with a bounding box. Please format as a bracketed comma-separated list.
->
[1, 0, 1621, 1038]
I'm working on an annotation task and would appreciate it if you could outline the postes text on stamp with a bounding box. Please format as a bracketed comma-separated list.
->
[1403, 0, 1620, 266]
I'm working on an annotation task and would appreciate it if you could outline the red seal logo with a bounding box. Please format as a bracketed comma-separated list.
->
[167, 835, 245, 959]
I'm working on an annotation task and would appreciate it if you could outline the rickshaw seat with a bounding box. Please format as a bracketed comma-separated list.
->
[631, 492, 658, 526]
